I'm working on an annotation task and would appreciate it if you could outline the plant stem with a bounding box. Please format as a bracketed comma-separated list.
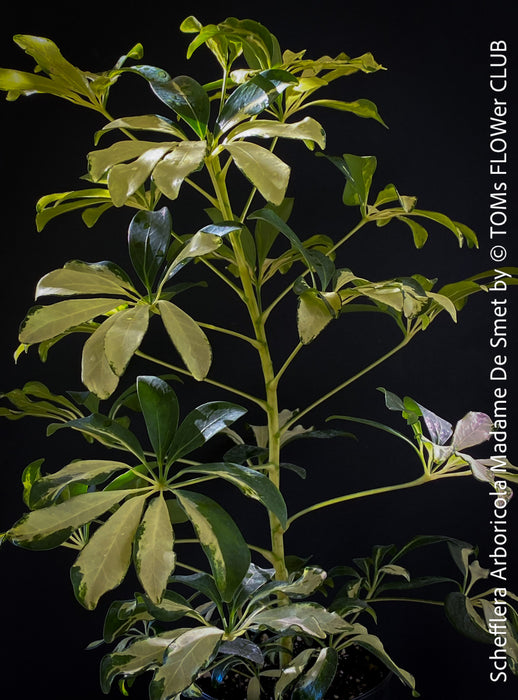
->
[286, 475, 431, 529]
[206, 153, 288, 582]
[282, 335, 413, 434]
[134, 350, 266, 408]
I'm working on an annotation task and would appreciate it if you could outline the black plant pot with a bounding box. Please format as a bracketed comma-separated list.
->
[191, 646, 392, 700]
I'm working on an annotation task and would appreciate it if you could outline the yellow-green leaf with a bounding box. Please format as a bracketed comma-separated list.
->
[157, 300, 212, 380]
[104, 304, 150, 376]
[152, 141, 207, 200]
[81, 314, 120, 400]
[71, 493, 148, 609]
[8, 490, 131, 550]
[134, 494, 176, 603]
[225, 142, 290, 205]
[19, 298, 129, 344]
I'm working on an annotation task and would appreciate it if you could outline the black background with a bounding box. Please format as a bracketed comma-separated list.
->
[0, 1, 516, 698]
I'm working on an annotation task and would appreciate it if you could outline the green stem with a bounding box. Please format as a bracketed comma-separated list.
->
[282, 336, 413, 434]
[134, 349, 266, 409]
[286, 475, 431, 529]
[206, 153, 288, 582]
[196, 321, 260, 347]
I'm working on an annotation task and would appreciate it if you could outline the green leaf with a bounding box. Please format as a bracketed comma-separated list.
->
[225, 116, 326, 150]
[129, 208, 172, 291]
[149, 627, 223, 700]
[104, 304, 150, 376]
[88, 141, 169, 181]
[107, 144, 174, 207]
[157, 300, 212, 380]
[225, 142, 290, 206]
[297, 290, 341, 344]
[144, 589, 203, 623]
[35, 190, 113, 231]
[8, 490, 130, 550]
[249, 208, 319, 282]
[71, 493, 147, 609]
[137, 376, 179, 464]
[411, 209, 478, 248]
[19, 298, 129, 344]
[251, 603, 351, 638]
[292, 647, 338, 700]
[399, 216, 429, 248]
[101, 632, 186, 693]
[29, 459, 130, 509]
[168, 401, 247, 463]
[352, 633, 416, 691]
[216, 69, 297, 135]
[305, 98, 387, 127]
[95, 114, 186, 144]
[445, 592, 494, 644]
[174, 490, 250, 601]
[130, 67, 210, 138]
[254, 198, 294, 270]
[52, 413, 146, 462]
[323, 153, 377, 215]
[21, 458, 44, 508]
[0, 67, 77, 101]
[81, 314, 120, 400]
[152, 141, 207, 200]
[36, 260, 136, 298]
[165, 223, 241, 278]
[134, 494, 176, 603]
[102, 598, 153, 644]
[175, 462, 287, 528]
[275, 649, 315, 700]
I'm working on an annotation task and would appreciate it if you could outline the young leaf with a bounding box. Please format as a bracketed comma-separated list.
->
[157, 300, 212, 380]
[134, 494, 176, 603]
[451, 411, 493, 451]
[136, 376, 179, 464]
[129, 207, 172, 291]
[174, 490, 250, 601]
[71, 493, 148, 609]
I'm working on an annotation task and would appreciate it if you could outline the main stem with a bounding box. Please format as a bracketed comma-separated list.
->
[207, 155, 288, 581]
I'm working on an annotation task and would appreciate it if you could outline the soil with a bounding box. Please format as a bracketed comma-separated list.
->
[196, 644, 390, 700]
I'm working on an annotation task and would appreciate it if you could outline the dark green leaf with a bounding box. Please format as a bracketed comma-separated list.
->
[292, 647, 338, 700]
[49, 413, 145, 462]
[168, 402, 247, 463]
[174, 490, 250, 601]
[130, 67, 210, 138]
[174, 462, 287, 528]
[216, 69, 297, 135]
[129, 208, 172, 290]
[28, 459, 130, 509]
[137, 376, 179, 464]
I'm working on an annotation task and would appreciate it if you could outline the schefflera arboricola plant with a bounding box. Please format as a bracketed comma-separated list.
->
[1, 16, 518, 700]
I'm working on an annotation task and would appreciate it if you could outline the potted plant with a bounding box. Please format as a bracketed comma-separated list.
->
[0, 15, 517, 699]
